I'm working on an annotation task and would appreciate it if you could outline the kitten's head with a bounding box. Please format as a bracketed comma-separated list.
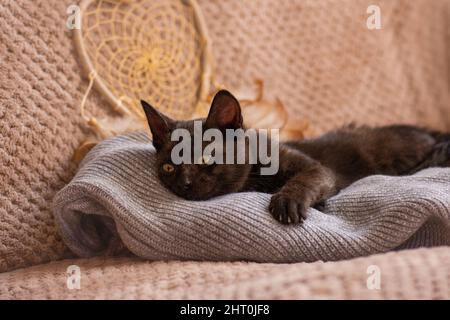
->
[141, 90, 252, 200]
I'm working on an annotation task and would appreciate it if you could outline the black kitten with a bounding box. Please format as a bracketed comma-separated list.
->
[141, 90, 450, 225]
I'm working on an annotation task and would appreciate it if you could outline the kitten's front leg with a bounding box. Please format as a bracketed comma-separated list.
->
[269, 162, 336, 225]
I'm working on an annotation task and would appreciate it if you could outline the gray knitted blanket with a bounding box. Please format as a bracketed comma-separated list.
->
[53, 132, 450, 262]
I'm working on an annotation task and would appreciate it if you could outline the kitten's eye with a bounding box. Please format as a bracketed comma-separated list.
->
[162, 163, 174, 173]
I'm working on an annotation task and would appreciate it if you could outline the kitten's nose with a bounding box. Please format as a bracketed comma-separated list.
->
[182, 177, 192, 190]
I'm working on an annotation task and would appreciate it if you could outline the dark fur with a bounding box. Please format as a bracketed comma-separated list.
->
[142, 90, 450, 224]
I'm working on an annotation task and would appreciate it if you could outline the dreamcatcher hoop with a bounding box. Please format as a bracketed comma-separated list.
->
[74, 0, 213, 123]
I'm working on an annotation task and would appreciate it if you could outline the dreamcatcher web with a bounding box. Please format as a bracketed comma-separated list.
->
[75, 0, 212, 131]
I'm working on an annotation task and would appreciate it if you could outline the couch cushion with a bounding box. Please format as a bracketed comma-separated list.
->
[1, 247, 449, 299]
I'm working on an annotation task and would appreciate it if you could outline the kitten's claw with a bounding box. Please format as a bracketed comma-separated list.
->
[269, 193, 307, 225]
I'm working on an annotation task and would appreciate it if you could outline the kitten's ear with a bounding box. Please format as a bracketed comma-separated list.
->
[205, 90, 243, 130]
[141, 100, 173, 151]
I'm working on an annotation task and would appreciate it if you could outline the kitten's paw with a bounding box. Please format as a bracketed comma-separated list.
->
[269, 193, 308, 225]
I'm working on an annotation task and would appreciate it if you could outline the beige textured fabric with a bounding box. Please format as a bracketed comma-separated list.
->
[1, 0, 450, 272]
[202, 0, 450, 132]
[1, 247, 449, 299]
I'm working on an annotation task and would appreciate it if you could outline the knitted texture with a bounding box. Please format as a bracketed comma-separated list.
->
[1, 247, 449, 299]
[53, 133, 450, 262]
[1, 0, 450, 272]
